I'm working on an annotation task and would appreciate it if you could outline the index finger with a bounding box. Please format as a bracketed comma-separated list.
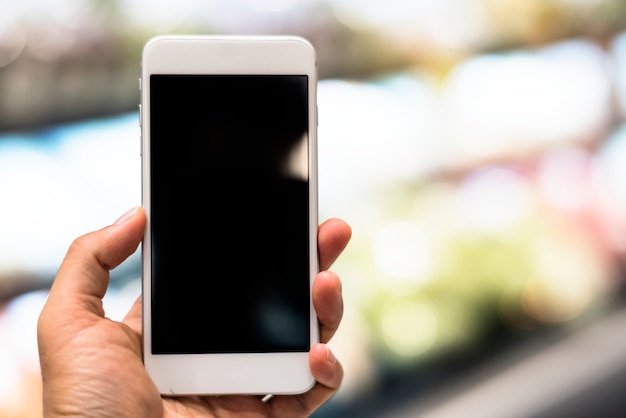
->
[318, 218, 351, 271]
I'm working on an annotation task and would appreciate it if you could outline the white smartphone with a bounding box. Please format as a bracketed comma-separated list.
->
[140, 35, 319, 396]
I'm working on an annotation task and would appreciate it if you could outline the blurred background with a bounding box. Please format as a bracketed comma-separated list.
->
[2, 0, 626, 416]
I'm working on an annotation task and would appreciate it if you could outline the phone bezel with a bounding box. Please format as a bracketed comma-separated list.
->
[140, 35, 319, 396]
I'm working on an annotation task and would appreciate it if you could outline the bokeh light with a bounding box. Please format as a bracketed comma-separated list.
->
[373, 221, 435, 294]
[455, 167, 534, 235]
[380, 296, 438, 358]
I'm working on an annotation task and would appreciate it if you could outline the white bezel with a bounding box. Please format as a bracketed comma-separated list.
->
[140, 35, 319, 395]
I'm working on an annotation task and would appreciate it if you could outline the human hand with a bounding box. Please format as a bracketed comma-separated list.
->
[37, 207, 351, 417]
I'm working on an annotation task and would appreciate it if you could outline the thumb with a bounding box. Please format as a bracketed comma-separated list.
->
[45, 207, 146, 317]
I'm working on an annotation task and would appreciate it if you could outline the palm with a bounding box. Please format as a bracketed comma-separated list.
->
[162, 395, 269, 417]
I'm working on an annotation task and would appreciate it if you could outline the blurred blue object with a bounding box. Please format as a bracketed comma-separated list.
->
[0, 112, 141, 292]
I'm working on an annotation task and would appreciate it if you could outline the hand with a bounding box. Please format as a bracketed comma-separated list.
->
[37, 207, 351, 418]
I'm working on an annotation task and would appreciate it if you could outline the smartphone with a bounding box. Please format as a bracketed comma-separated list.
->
[140, 35, 319, 396]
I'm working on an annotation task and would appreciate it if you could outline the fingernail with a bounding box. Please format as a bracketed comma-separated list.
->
[326, 346, 337, 364]
[114, 207, 139, 225]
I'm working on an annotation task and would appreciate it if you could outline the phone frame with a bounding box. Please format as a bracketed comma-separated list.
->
[140, 35, 319, 396]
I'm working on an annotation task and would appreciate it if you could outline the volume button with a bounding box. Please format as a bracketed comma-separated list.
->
[138, 103, 143, 157]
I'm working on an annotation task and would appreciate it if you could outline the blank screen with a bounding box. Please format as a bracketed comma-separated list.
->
[149, 75, 310, 354]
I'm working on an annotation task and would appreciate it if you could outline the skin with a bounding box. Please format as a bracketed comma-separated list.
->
[37, 207, 352, 418]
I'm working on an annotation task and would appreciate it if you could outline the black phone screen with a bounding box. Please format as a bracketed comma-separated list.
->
[148, 75, 311, 354]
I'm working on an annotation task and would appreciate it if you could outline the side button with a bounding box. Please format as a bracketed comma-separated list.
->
[138, 104, 142, 127]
